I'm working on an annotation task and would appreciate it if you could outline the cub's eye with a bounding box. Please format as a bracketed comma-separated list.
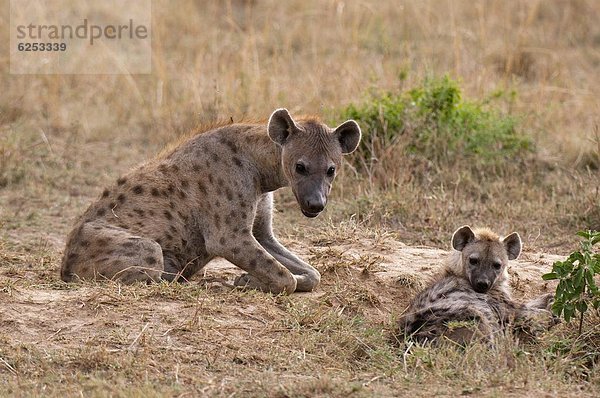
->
[493, 262, 502, 270]
[327, 166, 336, 177]
[295, 163, 308, 175]
[469, 257, 479, 266]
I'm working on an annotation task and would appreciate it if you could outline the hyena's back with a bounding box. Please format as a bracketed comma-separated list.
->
[399, 276, 507, 343]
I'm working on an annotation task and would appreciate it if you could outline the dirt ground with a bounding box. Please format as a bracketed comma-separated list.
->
[0, 221, 570, 396]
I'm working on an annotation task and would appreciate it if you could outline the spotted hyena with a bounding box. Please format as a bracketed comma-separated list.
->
[398, 226, 555, 344]
[61, 108, 361, 294]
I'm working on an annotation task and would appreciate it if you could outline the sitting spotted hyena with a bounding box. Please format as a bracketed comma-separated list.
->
[61, 108, 361, 293]
[398, 226, 555, 344]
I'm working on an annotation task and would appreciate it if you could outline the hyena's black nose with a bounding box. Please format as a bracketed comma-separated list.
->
[475, 281, 490, 293]
[306, 199, 325, 214]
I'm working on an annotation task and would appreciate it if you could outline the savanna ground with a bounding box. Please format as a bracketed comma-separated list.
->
[1, 0, 599, 396]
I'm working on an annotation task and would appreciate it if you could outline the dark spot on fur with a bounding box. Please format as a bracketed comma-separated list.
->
[102, 189, 110, 198]
[80, 240, 90, 247]
[151, 187, 160, 197]
[193, 164, 201, 172]
[148, 210, 155, 216]
[169, 201, 175, 209]
[112, 260, 121, 267]
[117, 193, 126, 204]
[145, 257, 157, 265]
[97, 238, 109, 247]
[117, 177, 127, 185]
[219, 237, 226, 245]
[177, 211, 187, 221]
[179, 191, 187, 199]
[232, 227, 240, 234]
[208, 174, 214, 184]
[133, 185, 144, 195]
[241, 213, 247, 220]
[214, 214, 221, 228]
[232, 247, 240, 254]
[158, 164, 168, 173]
[225, 188, 233, 201]
[164, 210, 173, 220]
[241, 228, 250, 234]
[217, 177, 224, 186]
[136, 221, 144, 227]
[242, 240, 251, 246]
[134, 208, 145, 217]
[118, 223, 129, 230]
[93, 225, 102, 230]
[161, 190, 169, 197]
[167, 184, 175, 194]
[181, 180, 189, 189]
[122, 242, 134, 248]
[222, 138, 238, 154]
[97, 208, 107, 217]
[240, 202, 247, 209]
[171, 164, 180, 173]
[165, 233, 173, 241]
[211, 152, 219, 162]
[214, 201, 221, 209]
[108, 202, 116, 209]
[170, 225, 177, 233]
[249, 259, 257, 268]
[232, 156, 242, 167]
[198, 181, 207, 194]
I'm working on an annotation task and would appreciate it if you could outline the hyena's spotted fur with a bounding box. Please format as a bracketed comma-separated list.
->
[61, 108, 361, 294]
[399, 226, 555, 344]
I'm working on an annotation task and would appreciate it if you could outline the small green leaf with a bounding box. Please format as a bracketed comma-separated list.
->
[542, 272, 557, 281]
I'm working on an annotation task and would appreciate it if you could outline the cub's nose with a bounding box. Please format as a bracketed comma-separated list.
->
[474, 281, 490, 293]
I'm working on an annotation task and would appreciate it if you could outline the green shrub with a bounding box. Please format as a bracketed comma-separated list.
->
[338, 76, 533, 172]
[542, 230, 600, 335]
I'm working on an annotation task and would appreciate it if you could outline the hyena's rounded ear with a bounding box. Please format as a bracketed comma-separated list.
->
[503, 232, 522, 260]
[334, 120, 361, 154]
[268, 108, 300, 146]
[452, 225, 475, 251]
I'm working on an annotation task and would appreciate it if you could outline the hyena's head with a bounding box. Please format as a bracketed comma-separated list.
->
[268, 108, 361, 218]
[451, 225, 522, 293]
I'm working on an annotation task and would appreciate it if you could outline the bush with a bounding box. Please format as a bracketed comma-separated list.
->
[338, 76, 534, 175]
[542, 230, 600, 335]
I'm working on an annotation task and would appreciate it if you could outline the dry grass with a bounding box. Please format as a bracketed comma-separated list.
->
[1, 0, 600, 396]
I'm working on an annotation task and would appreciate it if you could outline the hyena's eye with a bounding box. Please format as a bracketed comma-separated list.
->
[327, 166, 335, 177]
[295, 163, 308, 175]
[469, 257, 479, 266]
[493, 262, 502, 270]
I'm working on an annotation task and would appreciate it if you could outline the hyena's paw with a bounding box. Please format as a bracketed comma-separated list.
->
[234, 272, 296, 294]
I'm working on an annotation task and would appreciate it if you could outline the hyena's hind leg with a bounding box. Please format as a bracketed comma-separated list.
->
[61, 222, 165, 284]
[514, 293, 558, 339]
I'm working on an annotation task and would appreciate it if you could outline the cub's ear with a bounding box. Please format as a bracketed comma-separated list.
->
[503, 232, 522, 260]
[452, 225, 475, 251]
[334, 120, 361, 154]
[268, 108, 300, 146]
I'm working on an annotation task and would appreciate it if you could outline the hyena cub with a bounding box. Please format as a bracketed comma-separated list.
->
[398, 226, 555, 344]
[61, 108, 361, 294]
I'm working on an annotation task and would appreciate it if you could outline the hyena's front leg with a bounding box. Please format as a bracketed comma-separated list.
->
[208, 232, 297, 295]
[252, 193, 321, 292]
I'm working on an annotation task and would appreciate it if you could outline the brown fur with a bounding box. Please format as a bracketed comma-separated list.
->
[61, 108, 361, 294]
[398, 226, 556, 344]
